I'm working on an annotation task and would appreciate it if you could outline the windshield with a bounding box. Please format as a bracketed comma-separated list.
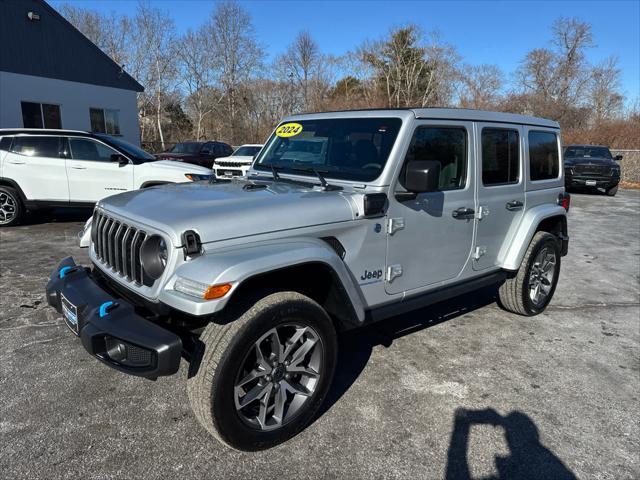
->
[233, 145, 262, 157]
[254, 118, 403, 182]
[169, 142, 202, 154]
[97, 135, 156, 161]
[564, 147, 612, 159]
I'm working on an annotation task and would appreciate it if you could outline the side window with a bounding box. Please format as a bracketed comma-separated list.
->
[0, 136, 13, 152]
[10, 136, 61, 158]
[482, 128, 519, 185]
[214, 143, 225, 156]
[69, 138, 119, 162]
[403, 127, 467, 191]
[529, 131, 559, 181]
[201, 143, 213, 155]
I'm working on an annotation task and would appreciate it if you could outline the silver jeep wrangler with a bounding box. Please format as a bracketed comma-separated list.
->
[46, 108, 570, 451]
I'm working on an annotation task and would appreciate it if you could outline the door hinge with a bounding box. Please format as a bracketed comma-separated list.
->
[473, 246, 487, 260]
[476, 206, 490, 220]
[387, 264, 403, 282]
[388, 217, 405, 235]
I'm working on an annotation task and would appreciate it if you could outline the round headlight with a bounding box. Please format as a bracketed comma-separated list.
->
[140, 235, 168, 280]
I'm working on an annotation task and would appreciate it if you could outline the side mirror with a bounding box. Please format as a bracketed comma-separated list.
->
[614, 155, 623, 161]
[405, 160, 441, 193]
[111, 153, 129, 166]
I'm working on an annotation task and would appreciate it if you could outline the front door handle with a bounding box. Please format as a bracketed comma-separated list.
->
[70, 165, 87, 170]
[452, 207, 475, 220]
[506, 200, 524, 211]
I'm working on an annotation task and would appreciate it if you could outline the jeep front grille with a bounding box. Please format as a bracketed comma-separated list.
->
[93, 211, 149, 286]
[215, 161, 247, 168]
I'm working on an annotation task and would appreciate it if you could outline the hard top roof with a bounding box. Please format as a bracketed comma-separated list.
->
[285, 107, 559, 129]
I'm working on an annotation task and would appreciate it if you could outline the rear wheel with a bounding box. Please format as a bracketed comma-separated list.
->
[605, 184, 618, 196]
[187, 291, 338, 451]
[498, 231, 561, 316]
[0, 186, 23, 227]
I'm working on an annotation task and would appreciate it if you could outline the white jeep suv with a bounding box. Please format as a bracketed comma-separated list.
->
[213, 143, 263, 178]
[0, 129, 212, 226]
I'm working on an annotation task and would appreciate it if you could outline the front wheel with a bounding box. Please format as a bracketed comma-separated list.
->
[605, 184, 618, 196]
[187, 291, 338, 451]
[498, 231, 561, 316]
[0, 186, 24, 227]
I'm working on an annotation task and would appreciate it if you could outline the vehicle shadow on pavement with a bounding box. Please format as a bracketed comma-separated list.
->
[319, 285, 499, 419]
[445, 408, 577, 480]
[21, 207, 93, 225]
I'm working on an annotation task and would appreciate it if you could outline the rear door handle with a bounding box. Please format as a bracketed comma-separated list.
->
[452, 207, 475, 220]
[506, 200, 524, 211]
[70, 165, 87, 170]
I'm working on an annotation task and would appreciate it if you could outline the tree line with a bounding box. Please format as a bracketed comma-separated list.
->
[61, 0, 639, 151]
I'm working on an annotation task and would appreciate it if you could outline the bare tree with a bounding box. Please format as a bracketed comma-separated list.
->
[515, 17, 595, 126]
[179, 27, 221, 139]
[282, 31, 320, 111]
[209, 0, 263, 144]
[134, 1, 178, 149]
[589, 56, 624, 123]
[458, 64, 504, 109]
[59, 4, 133, 67]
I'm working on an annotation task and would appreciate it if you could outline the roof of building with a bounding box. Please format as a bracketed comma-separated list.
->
[287, 108, 560, 129]
[0, 0, 143, 92]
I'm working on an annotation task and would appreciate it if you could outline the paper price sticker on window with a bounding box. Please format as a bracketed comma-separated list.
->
[275, 123, 303, 138]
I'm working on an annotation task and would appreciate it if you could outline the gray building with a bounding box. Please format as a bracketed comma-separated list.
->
[0, 0, 144, 144]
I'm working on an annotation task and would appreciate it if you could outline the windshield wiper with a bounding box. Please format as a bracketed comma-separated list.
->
[270, 164, 281, 181]
[289, 166, 341, 191]
[255, 164, 314, 188]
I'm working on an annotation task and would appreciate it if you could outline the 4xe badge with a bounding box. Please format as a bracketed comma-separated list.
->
[360, 268, 383, 284]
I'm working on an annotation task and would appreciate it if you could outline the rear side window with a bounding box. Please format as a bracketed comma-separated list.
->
[0, 137, 13, 152]
[404, 127, 467, 191]
[529, 131, 559, 181]
[482, 128, 519, 185]
[10, 136, 61, 158]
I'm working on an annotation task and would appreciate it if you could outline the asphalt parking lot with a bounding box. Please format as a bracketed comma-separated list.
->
[0, 190, 638, 479]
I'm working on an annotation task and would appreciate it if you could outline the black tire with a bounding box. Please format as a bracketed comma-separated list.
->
[187, 291, 338, 451]
[605, 184, 618, 196]
[498, 231, 561, 316]
[0, 185, 24, 227]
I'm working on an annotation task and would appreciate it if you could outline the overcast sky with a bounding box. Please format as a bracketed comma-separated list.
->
[51, 0, 640, 105]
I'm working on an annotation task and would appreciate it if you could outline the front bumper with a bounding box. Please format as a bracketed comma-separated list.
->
[565, 174, 619, 188]
[45, 257, 182, 379]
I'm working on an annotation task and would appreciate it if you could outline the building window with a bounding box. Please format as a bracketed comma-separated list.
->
[90, 108, 121, 135]
[21, 102, 62, 129]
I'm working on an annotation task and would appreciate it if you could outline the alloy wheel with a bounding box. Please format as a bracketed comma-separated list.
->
[0, 191, 17, 225]
[234, 323, 323, 431]
[528, 246, 557, 307]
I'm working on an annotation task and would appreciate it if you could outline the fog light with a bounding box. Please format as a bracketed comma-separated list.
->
[104, 336, 154, 367]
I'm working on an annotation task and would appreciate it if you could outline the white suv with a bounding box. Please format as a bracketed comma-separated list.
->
[213, 143, 263, 178]
[0, 129, 213, 226]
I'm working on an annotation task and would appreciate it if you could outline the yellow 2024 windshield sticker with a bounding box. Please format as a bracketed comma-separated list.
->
[276, 122, 303, 138]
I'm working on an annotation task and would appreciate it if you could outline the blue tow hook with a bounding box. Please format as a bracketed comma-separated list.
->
[99, 301, 118, 318]
[59, 266, 76, 279]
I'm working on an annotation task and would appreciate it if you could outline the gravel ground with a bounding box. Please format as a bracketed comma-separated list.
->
[0, 189, 638, 480]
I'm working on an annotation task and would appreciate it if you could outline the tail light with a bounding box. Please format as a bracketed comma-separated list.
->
[558, 192, 571, 212]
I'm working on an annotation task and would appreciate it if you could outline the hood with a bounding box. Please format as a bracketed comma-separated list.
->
[99, 180, 357, 246]
[142, 160, 212, 174]
[215, 155, 253, 164]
